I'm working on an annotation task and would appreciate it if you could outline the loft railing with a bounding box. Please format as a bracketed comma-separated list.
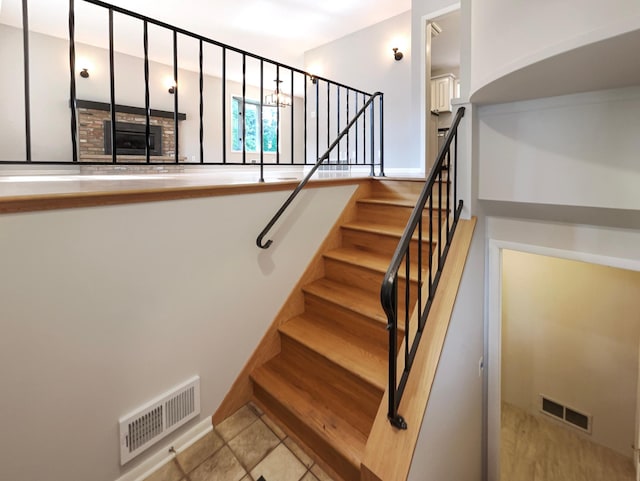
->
[381, 107, 466, 429]
[256, 92, 383, 249]
[4, 0, 383, 176]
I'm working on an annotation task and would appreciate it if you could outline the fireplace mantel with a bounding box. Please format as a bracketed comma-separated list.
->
[76, 99, 186, 120]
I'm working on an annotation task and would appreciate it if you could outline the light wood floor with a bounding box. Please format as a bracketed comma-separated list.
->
[501, 402, 635, 481]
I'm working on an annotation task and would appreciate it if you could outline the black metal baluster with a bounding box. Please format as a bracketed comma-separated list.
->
[315, 78, 319, 162]
[354, 93, 358, 164]
[337, 86, 340, 164]
[379, 94, 385, 176]
[454, 132, 458, 218]
[369, 96, 374, 176]
[388, 278, 398, 425]
[276, 65, 280, 164]
[446, 148, 451, 241]
[276, 66, 280, 164]
[290, 69, 294, 164]
[346, 89, 350, 165]
[304, 75, 308, 164]
[418, 217, 423, 329]
[143, 20, 150, 163]
[326, 82, 330, 155]
[242, 54, 246, 165]
[108, 8, 116, 164]
[173, 30, 179, 163]
[363, 95, 367, 166]
[438, 166, 443, 268]
[259, 60, 264, 182]
[429, 194, 433, 298]
[199, 39, 203, 163]
[22, 0, 32, 161]
[405, 249, 410, 369]
[68, 0, 78, 162]
[222, 47, 226, 164]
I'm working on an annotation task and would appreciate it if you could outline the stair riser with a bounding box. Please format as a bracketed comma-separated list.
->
[253, 384, 360, 481]
[280, 336, 383, 422]
[303, 294, 404, 350]
[356, 203, 443, 229]
[341, 227, 438, 260]
[324, 257, 420, 299]
[371, 179, 449, 200]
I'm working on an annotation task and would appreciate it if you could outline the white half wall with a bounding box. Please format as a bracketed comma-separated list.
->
[303, 11, 415, 169]
[502, 250, 640, 457]
[408, 219, 485, 481]
[0, 184, 357, 481]
[477, 86, 640, 210]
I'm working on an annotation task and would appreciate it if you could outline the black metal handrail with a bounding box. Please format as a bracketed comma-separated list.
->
[256, 92, 384, 249]
[6, 0, 383, 172]
[381, 107, 466, 429]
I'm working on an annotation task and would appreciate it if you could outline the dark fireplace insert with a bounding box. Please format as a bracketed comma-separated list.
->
[104, 121, 163, 156]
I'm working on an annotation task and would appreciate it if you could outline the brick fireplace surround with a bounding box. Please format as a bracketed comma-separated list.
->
[77, 100, 186, 174]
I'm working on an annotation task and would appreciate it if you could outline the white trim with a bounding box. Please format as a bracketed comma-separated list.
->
[486, 233, 640, 481]
[114, 417, 213, 481]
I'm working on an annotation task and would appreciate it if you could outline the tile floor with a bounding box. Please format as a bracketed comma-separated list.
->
[144, 403, 335, 481]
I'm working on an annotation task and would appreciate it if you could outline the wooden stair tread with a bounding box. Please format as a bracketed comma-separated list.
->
[279, 315, 387, 391]
[342, 220, 444, 240]
[302, 278, 388, 325]
[252, 358, 367, 469]
[324, 247, 421, 283]
[358, 197, 448, 210]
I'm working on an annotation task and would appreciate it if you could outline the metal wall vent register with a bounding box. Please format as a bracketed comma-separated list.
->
[119, 376, 200, 464]
[540, 394, 592, 433]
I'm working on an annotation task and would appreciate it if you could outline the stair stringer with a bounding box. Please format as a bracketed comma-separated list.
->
[212, 178, 373, 425]
[361, 217, 477, 481]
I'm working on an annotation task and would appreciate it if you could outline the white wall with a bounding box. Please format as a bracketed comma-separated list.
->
[0, 184, 357, 481]
[470, 0, 640, 96]
[303, 11, 415, 170]
[477, 86, 640, 210]
[0, 25, 304, 163]
[407, 219, 485, 481]
[502, 250, 640, 457]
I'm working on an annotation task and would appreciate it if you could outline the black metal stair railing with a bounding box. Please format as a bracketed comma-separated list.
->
[256, 92, 384, 249]
[6, 0, 383, 175]
[381, 107, 466, 429]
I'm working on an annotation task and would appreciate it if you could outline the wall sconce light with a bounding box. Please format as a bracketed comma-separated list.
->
[168, 85, 176, 94]
[80, 68, 90, 78]
[393, 48, 403, 61]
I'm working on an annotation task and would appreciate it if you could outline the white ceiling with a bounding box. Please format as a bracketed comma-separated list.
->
[431, 9, 460, 72]
[0, 0, 411, 68]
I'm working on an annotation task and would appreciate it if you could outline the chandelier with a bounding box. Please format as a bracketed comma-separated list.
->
[264, 80, 292, 108]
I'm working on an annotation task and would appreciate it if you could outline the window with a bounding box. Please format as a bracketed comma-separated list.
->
[232, 97, 278, 153]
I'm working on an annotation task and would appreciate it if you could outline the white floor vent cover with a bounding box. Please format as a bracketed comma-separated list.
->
[539, 394, 591, 433]
[119, 376, 200, 465]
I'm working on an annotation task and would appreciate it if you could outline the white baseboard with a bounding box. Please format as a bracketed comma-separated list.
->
[114, 417, 213, 481]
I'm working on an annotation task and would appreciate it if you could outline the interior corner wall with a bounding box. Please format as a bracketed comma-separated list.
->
[408, 219, 485, 481]
[477, 86, 640, 210]
[501, 250, 640, 457]
[303, 11, 415, 169]
[469, 0, 640, 95]
[0, 184, 357, 481]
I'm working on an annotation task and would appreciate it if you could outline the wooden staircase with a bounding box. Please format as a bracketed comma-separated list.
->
[249, 179, 447, 481]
